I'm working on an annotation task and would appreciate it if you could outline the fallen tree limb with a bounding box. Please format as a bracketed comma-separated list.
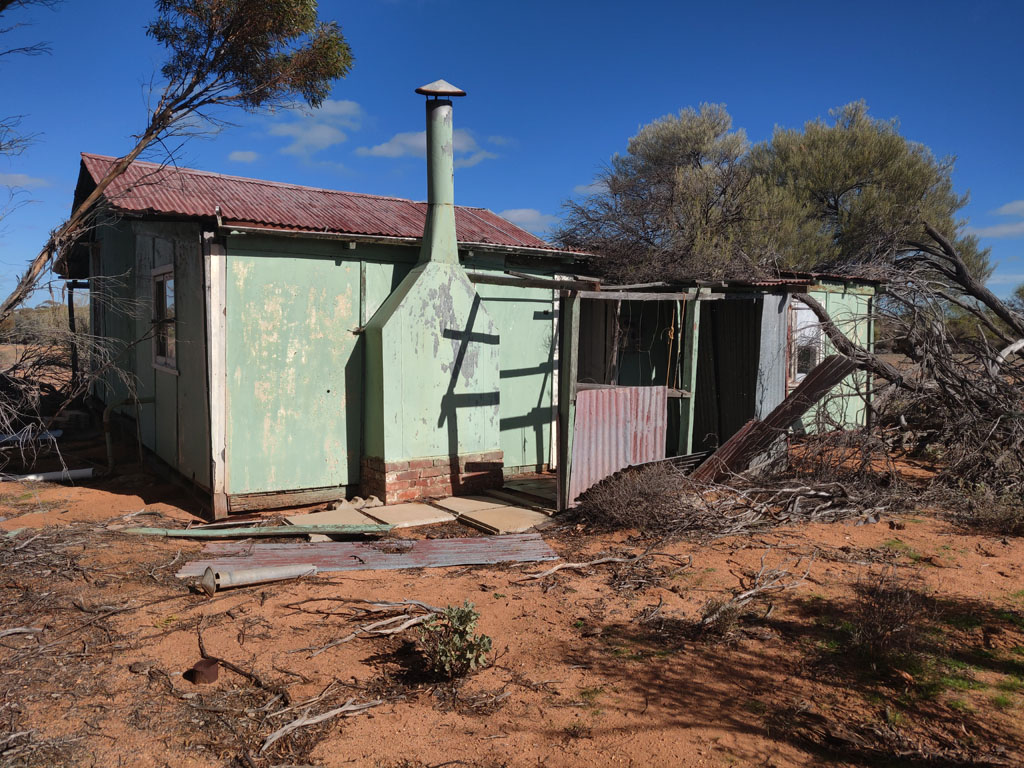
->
[514, 552, 691, 583]
[260, 697, 384, 753]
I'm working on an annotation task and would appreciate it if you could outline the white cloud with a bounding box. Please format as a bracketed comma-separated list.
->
[356, 130, 424, 158]
[573, 180, 607, 196]
[268, 99, 363, 157]
[994, 200, 1024, 217]
[455, 150, 498, 168]
[228, 150, 259, 163]
[0, 172, 48, 189]
[498, 208, 559, 235]
[969, 198, 1024, 239]
[270, 122, 348, 156]
[306, 99, 363, 128]
[356, 128, 498, 168]
[968, 221, 1024, 239]
[487, 135, 514, 147]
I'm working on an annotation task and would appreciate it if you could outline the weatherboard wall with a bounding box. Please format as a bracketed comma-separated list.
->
[799, 282, 874, 431]
[222, 235, 559, 497]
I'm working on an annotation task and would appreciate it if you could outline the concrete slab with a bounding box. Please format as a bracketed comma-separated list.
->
[433, 495, 508, 515]
[457, 505, 551, 535]
[361, 503, 456, 529]
[285, 503, 374, 527]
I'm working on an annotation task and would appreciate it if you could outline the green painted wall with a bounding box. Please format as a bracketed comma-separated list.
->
[223, 234, 561, 493]
[225, 236, 373, 494]
[798, 282, 874, 431]
[91, 221, 207, 487]
[469, 265, 555, 471]
[364, 259, 501, 463]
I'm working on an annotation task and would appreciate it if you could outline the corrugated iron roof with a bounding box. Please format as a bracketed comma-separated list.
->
[78, 153, 560, 252]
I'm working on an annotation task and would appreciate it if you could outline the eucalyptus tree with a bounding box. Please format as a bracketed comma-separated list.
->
[0, 0, 354, 322]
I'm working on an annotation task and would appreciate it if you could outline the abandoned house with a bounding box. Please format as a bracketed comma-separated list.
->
[59, 80, 880, 518]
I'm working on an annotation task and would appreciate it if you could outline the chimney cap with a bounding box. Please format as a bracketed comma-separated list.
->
[415, 79, 466, 98]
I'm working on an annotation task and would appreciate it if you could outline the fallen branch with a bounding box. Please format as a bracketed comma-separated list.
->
[282, 598, 444, 657]
[259, 697, 384, 753]
[701, 549, 814, 628]
[514, 552, 691, 583]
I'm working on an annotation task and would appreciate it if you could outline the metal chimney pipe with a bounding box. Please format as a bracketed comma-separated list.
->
[415, 79, 466, 265]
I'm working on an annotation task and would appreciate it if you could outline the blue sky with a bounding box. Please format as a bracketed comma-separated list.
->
[1, 0, 1023, 299]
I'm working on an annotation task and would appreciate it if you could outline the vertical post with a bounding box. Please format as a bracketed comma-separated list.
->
[67, 284, 79, 391]
[557, 291, 580, 511]
[203, 232, 229, 519]
[677, 297, 701, 455]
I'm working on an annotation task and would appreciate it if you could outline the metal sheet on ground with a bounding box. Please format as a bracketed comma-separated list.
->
[175, 533, 557, 578]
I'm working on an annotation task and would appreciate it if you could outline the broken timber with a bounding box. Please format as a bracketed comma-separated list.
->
[690, 354, 858, 483]
[175, 532, 558, 578]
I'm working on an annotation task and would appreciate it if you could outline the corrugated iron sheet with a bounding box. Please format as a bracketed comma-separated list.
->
[175, 533, 557, 577]
[568, 386, 668, 505]
[691, 354, 856, 483]
[79, 153, 558, 251]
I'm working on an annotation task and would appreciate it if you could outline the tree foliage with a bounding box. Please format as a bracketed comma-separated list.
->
[558, 101, 990, 284]
[0, 0, 353, 324]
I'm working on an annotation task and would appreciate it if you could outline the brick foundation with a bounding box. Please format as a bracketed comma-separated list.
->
[361, 451, 504, 505]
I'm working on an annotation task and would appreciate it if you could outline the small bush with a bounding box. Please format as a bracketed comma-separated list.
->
[848, 569, 934, 661]
[698, 598, 744, 637]
[419, 601, 492, 680]
[950, 489, 1024, 536]
[575, 462, 688, 532]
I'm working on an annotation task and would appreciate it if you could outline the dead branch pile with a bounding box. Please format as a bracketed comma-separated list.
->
[799, 224, 1024, 522]
[575, 460, 889, 540]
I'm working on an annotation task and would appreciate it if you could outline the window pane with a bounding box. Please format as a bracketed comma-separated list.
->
[164, 278, 175, 320]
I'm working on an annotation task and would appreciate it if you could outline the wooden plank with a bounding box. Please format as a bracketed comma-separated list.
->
[204, 234, 229, 519]
[227, 485, 350, 512]
[175, 533, 559, 577]
[468, 273, 596, 291]
[575, 290, 699, 301]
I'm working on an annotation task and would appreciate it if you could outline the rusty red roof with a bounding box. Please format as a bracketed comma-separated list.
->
[78, 153, 561, 252]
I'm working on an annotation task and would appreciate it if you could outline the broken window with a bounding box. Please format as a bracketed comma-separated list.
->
[152, 265, 176, 372]
[789, 298, 821, 385]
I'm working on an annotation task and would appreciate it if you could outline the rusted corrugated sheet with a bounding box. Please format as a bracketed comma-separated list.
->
[175, 533, 558, 578]
[79, 153, 558, 251]
[568, 386, 668, 506]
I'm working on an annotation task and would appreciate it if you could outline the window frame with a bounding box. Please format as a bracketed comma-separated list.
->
[151, 264, 178, 375]
[788, 298, 823, 388]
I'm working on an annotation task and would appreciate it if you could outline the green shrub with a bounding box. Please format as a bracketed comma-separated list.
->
[420, 601, 492, 680]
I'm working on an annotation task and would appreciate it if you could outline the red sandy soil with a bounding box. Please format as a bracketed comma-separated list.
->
[1, 469, 1023, 768]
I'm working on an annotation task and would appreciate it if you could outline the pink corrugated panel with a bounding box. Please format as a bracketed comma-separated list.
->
[567, 386, 668, 506]
[79, 153, 558, 250]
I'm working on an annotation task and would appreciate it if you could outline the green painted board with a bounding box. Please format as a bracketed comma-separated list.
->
[225, 241, 363, 494]
[473, 274, 554, 471]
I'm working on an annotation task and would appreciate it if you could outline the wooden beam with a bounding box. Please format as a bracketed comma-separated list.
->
[467, 273, 595, 291]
